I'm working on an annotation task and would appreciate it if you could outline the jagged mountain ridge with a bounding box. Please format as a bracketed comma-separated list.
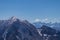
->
[0, 17, 42, 40]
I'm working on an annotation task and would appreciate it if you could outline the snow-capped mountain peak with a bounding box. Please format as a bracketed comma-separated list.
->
[10, 16, 17, 21]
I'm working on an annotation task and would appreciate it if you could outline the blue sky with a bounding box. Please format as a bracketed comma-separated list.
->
[0, 0, 60, 22]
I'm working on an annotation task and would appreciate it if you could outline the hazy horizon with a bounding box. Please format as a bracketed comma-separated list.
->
[0, 0, 60, 22]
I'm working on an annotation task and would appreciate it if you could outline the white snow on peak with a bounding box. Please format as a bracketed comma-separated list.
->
[11, 16, 17, 20]
[10, 16, 18, 22]
[7, 16, 19, 24]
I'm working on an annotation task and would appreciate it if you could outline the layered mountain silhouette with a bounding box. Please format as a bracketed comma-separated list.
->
[0, 16, 42, 40]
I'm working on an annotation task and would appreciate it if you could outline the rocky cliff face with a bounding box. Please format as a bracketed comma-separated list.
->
[0, 17, 42, 40]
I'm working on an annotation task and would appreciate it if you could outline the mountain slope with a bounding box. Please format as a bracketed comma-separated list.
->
[0, 17, 42, 40]
[37, 25, 60, 40]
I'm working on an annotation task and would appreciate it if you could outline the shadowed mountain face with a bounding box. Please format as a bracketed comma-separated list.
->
[37, 25, 60, 40]
[0, 17, 42, 40]
[40, 25, 56, 35]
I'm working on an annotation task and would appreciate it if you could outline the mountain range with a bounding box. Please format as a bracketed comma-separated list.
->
[0, 16, 60, 40]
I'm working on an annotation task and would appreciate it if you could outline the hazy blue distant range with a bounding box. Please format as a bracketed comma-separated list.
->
[33, 22, 60, 31]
